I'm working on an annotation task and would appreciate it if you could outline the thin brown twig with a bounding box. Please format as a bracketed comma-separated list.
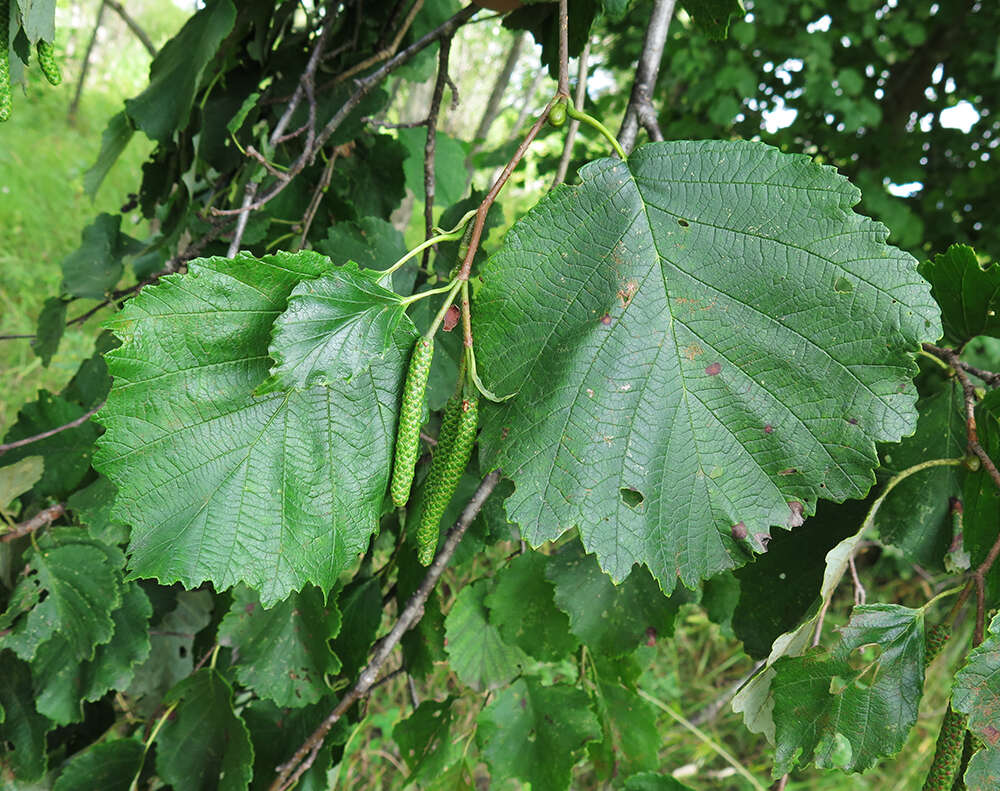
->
[268, 470, 502, 791]
[0, 402, 104, 456]
[1, 504, 66, 543]
[297, 150, 340, 250]
[924, 342, 1000, 646]
[104, 0, 157, 57]
[422, 36, 455, 269]
[557, 0, 570, 97]
[213, 5, 476, 221]
[329, 0, 425, 88]
[457, 99, 555, 281]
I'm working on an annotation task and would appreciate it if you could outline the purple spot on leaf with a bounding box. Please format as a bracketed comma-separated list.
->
[705, 362, 722, 376]
[731, 521, 748, 540]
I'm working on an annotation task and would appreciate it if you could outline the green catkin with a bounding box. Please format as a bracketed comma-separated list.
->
[36, 39, 61, 86]
[925, 623, 952, 666]
[390, 337, 434, 507]
[1, 0, 11, 122]
[415, 393, 478, 565]
[922, 705, 967, 791]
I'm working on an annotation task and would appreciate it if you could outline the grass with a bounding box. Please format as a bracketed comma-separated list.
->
[0, 0, 190, 433]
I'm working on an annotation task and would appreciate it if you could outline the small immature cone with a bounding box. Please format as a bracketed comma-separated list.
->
[36, 40, 62, 86]
[390, 337, 434, 507]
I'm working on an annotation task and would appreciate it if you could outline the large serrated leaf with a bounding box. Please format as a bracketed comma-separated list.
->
[218, 585, 341, 708]
[477, 678, 601, 791]
[771, 603, 925, 774]
[953, 612, 1000, 747]
[94, 252, 405, 605]
[474, 140, 939, 593]
[262, 262, 417, 390]
[0, 529, 123, 662]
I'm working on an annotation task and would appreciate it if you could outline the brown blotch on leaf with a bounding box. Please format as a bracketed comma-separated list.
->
[778, 468, 798, 476]
[442, 304, 461, 332]
[618, 280, 639, 309]
[847, 417, 858, 425]
[500, 426, 510, 440]
[787, 501, 805, 527]
[645, 626, 657, 647]
[705, 362, 722, 376]
[731, 521, 748, 540]
[600, 313, 612, 326]
[755, 533, 771, 550]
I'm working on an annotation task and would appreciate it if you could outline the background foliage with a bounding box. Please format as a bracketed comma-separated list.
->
[2, 0, 999, 789]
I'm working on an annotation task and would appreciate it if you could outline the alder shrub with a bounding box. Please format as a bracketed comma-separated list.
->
[1, 1, 999, 789]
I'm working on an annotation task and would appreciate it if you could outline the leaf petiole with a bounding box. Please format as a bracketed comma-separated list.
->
[565, 99, 627, 161]
[400, 280, 459, 307]
[426, 279, 464, 336]
[382, 209, 478, 281]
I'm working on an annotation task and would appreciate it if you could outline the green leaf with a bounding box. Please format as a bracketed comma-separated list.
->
[218, 585, 342, 708]
[67, 475, 129, 546]
[244, 700, 344, 791]
[62, 330, 118, 410]
[0, 390, 101, 499]
[771, 603, 925, 774]
[316, 217, 407, 267]
[919, 244, 1000, 346]
[95, 252, 406, 605]
[477, 678, 601, 791]
[330, 577, 382, 677]
[399, 128, 469, 207]
[263, 263, 418, 390]
[0, 651, 53, 782]
[60, 213, 137, 300]
[474, 140, 938, 594]
[0, 455, 43, 512]
[83, 111, 135, 197]
[125, 590, 214, 714]
[965, 746, 1000, 791]
[33, 296, 66, 367]
[0, 529, 122, 662]
[953, 612, 1000, 744]
[963, 390, 1000, 601]
[32, 581, 151, 724]
[13, 0, 55, 42]
[589, 657, 661, 776]
[874, 382, 965, 566]
[624, 773, 697, 791]
[484, 552, 578, 662]
[155, 668, 254, 791]
[444, 579, 528, 691]
[397, 545, 446, 678]
[681, 0, 744, 40]
[393, 697, 463, 784]
[124, 0, 237, 143]
[733, 498, 866, 659]
[546, 539, 684, 656]
[52, 739, 144, 791]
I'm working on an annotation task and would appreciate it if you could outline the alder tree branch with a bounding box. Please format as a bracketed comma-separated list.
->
[297, 149, 342, 249]
[1, 504, 66, 543]
[553, 40, 591, 187]
[104, 0, 157, 57]
[617, 0, 675, 154]
[212, 5, 477, 221]
[268, 470, 502, 791]
[0, 403, 105, 456]
[457, 100, 556, 281]
[924, 342, 1000, 645]
[557, 0, 570, 97]
[329, 0, 425, 88]
[422, 36, 455, 268]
